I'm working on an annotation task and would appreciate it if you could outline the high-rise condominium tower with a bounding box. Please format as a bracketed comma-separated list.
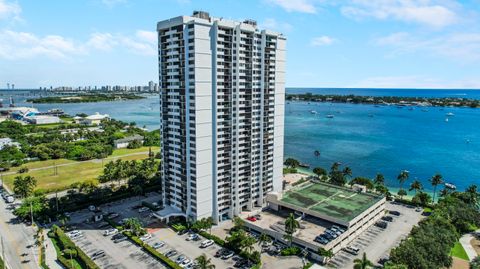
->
[157, 11, 285, 223]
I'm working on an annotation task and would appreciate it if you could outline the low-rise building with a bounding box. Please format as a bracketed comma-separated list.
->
[243, 181, 386, 258]
[76, 113, 110, 125]
[24, 115, 62, 125]
[113, 135, 144, 149]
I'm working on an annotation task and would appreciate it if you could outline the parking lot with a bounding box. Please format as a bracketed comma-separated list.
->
[66, 193, 166, 269]
[328, 201, 424, 268]
[151, 227, 237, 268]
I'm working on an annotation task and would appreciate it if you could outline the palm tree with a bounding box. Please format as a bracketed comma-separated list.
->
[204, 217, 214, 234]
[232, 216, 244, 232]
[343, 166, 352, 178]
[354, 253, 374, 269]
[195, 254, 215, 269]
[258, 233, 272, 252]
[124, 218, 144, 236]
[241, 236, 256, 256]
[331, 162, 341, 172]
[409, 180, 423, 194]
[284, 213, 300, 246]
[430, 174, 443, 203]
[397, 170, 409, 191]
[374, 173, 385, 186]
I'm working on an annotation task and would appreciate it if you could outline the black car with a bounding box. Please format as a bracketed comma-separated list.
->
[375, 221, 388, 229]
[177, 229, 188, 235]
[381, 216, 393, 222]
[389, 210, 401, 216]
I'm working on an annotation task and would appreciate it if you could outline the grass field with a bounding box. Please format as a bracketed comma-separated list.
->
[2, 146, 160, 193]
[281, 182, 383, 222]
[450, 241, 469, 260]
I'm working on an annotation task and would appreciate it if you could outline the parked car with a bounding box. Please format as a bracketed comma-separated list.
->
[375, 221, 388, 229]
[165, 249, 177, 257]
[179, 259, 191, 267]
[200, 239, 214, 248]
[66, 230, 82, 237]
[177, 229, 188, 235]
[108, 213, 120, 219]
[222, 251, 234, 259]
[140, 233, 152, 241]
[389, 210, 401, 216]
[176, 255, 186, 263]
[153, 242, 165, 249]
[103, 228, 118, 236]
[246, 216, 257, 222]
[112, 233, 124, 240]
[138, 207, 150, 213]
[381, 216, 394, 222]
[113, 235, 128, 243]
[344, 246, 360, 255]
[92, 250, 105, 260]
[6, 196, 14, 203]
[254, 214, 262, 220]
[186, 233, 199, 241]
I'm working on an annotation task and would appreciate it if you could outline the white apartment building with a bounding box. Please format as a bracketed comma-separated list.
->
[157, 11, 286, 223]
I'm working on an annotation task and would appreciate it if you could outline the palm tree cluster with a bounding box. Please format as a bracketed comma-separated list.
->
[123, 217, 145, 236]
[284, 213, 300, 246]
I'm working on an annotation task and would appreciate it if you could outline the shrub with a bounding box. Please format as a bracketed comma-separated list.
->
[280, 246, 301, 256]
[171, 223, 187, 232]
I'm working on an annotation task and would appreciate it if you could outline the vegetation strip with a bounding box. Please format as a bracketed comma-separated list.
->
[28, 94, 145, 103]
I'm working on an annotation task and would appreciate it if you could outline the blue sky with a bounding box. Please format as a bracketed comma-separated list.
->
[0, 0, 479, 89]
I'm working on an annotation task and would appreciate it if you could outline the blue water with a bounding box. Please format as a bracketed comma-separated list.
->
[284, 101, 480, 192]
[2, 88, 479, 191]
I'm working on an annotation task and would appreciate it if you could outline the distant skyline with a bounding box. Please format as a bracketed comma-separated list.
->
[0, 0, 480, 89]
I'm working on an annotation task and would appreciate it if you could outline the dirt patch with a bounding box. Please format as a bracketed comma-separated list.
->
[451, 257, 470, 269]
[471, 236, 480, 255]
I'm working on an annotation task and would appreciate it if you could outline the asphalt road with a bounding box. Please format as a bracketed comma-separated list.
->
[0, 198, 38, 269]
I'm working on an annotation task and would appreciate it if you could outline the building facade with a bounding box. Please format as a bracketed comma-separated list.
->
[157, 11, 286, 223]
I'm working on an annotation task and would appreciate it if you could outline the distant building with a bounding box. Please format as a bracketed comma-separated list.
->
[24, 115, 62, 125]
[113, 135, 144, 149]
[0, 138, 20, 150]
[77, 113, 110, 125]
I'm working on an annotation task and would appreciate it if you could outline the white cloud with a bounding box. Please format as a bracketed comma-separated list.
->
[351, 75, 480, 89]
[376, 31, 480, 63]
[0, 29, 157, 60]
[0, 0, 21, 21]
[341, 0, 459, 28]
[310, 36, 336, 46]
[260, 18, 293, 33]
[265, 0, 317, 14]
[0, 30, 85, 60]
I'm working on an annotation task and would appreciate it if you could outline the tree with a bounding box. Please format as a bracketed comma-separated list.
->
[195, 254, 215, 269]
[241, 235, 256, 257]
[349, 177, 374, 190]
[14, 195, 48, 221]
[397, 189, 407, 200]
[123, 218, 144, 236]
[313, 167, 327, 177]
[430, 174, 443, 203]
[13, 175, 37, 198]
[318, 247, 333, 259]
[258, 233, 272, 252]
[464, 184, 479, 208]
[284, 158, 300, 168]
[354, 253, 374, 269]
[409, 180, 423, 194]
[284, 213, 300, 246]
[342, 166, 352, 179]
[231, 216, 244, 232]
[470, 256, 480, 269]
[397, 170, 409, 191]
[204, 217, 214, 234]
[374, 173, 385, 186]
[412, 191, 432, 207]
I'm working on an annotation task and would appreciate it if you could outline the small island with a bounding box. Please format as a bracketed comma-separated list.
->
[286, 93, 480, 108]
[27, 93, 145, 104]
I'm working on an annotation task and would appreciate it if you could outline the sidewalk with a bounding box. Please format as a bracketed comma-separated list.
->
[44, 232, 64, 269]
[459, 229, 479, 261]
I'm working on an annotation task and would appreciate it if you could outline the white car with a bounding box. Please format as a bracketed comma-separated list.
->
[180, 259, 192, 268]
[138, 207, 150, 213]
[200, 239, 214, 248]
[140, 233, 152, 241]
[103, 228, 118, 236]
[67, 230, 82, 237]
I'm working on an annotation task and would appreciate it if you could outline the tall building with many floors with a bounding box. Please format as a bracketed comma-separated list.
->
[157, 11, 286, 223]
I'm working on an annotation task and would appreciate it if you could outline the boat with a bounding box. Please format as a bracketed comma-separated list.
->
[299, 163, 310, 168]
[446, 112, 455, 116]
[326, 114, 334, 118]
[314, 150, 320, 157]
[444, 183, 456, 190]
[310, 110, 317, 114]
[445, 118, 449, 122]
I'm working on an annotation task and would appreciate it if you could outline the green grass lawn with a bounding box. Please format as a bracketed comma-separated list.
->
[111, 146, 159, 157]
[2, 147, 159, 193]
[450, 241, 469, 260]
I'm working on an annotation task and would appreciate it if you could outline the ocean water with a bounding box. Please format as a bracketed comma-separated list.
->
[2, 88, 479, 192]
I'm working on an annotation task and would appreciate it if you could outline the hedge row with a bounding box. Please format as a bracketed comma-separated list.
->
[280, 246, 301, 256]
[122, 231, 181, 269]
[51, 225, 100, 269]
[39, 235, 51, 269]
